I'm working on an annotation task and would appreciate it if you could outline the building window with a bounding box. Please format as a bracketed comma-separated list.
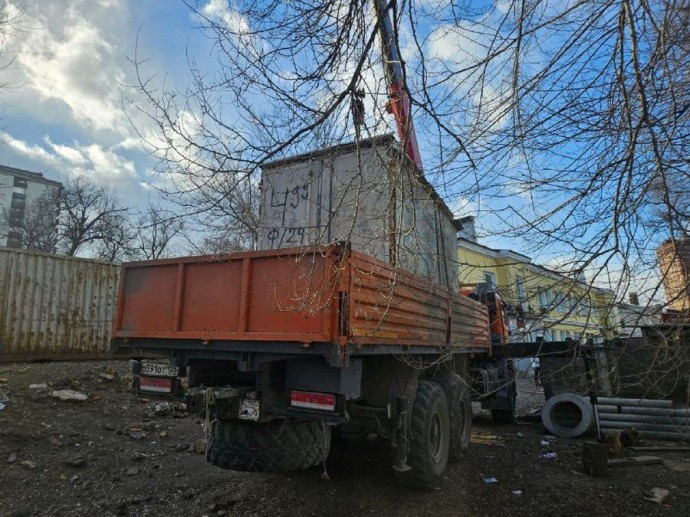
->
[569, 296, 577, 311]
[539, 288, 551, 309]
[484, 271, 497, 289]
[10, 193, 26, 209]
[578, 300, 590, 317]
[13, 176, 28, 189]
[516, 275, 526, 303]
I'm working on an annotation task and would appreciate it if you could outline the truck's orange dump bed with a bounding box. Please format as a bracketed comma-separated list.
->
[114, 245, 490, 353]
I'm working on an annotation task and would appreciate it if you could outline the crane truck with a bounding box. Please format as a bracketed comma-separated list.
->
[110, 2, 518, 489]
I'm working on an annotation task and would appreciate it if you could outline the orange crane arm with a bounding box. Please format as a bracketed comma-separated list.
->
[373, 0, 423, 171]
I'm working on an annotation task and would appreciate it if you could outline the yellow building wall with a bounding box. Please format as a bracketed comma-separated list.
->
[457, 244, 613, 340]
[457, 247, 501, 286]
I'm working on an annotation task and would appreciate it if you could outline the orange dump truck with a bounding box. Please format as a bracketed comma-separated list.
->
[112, 243, 518, 488]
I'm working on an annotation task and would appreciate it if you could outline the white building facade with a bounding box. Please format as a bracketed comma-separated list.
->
[0, 165, 63, 248]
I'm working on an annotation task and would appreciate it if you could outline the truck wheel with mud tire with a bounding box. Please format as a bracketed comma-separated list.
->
[491, 382, 516, 424]
[396, 380, 450, 489]
[434, 372, 472, 461]
[206, 419, 331, 472]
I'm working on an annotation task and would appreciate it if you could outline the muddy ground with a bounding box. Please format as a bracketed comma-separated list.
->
[1, 361, 689, 517]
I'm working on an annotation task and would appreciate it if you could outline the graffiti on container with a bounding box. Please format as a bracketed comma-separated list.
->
[270, 183, 309, 224]
[266, 227, 307, 248]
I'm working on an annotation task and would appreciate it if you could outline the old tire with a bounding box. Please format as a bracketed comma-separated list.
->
[542, 393, 593, 438]
[434, 372, 472, 461]
[396, 380, 450, 489]
[491, 382, 517, 425]
[206, 419, 331, 472]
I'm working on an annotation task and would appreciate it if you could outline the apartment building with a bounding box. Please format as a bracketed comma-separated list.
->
[456, 216, 614, 343]
[0, 165, 62, 248]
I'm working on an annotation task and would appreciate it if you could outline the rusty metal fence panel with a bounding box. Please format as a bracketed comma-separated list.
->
[0, 248, 120, 362]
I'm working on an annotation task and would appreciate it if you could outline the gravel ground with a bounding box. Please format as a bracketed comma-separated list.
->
[1, 361, 689, 517]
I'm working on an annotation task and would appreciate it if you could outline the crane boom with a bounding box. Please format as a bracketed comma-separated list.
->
[374, 0, 423, 171]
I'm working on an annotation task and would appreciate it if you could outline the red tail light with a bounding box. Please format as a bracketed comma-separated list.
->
[138, 376, 173, 393]
[290, 390, 336, 411]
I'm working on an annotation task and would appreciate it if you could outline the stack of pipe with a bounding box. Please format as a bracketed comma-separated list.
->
[596, 397, 690, 441]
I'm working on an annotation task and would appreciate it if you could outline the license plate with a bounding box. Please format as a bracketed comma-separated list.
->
[141, 363, 179, 377]
[238, 399, 260, 421]
[139, 376, 173, 393]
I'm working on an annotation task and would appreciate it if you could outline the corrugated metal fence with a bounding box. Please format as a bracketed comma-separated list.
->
[0, 248, 120, 362]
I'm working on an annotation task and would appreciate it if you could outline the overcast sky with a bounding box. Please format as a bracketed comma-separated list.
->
[0, 0, 204, 206]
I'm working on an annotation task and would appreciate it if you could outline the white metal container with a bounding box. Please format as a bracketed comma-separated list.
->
[0, 248, 120, 362]
[258, 135, 458, 287]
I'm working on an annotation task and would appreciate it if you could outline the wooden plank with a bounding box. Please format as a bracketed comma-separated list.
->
[608, 456, 663, 467]
[630, 446, 690, 452]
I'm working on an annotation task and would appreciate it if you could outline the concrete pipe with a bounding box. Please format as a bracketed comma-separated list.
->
[542, 393, 593, 439]
[597, 413, 690, 425]
[599, 421, 690, 433]
[636, 430, 690, 441]
[596, 405, 690, 417]
[596, 397, 672, 408]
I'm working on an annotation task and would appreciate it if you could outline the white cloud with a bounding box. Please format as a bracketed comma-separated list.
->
[416, 0, 451, 9]
[2, 132, 54, 162]
[428, 20, 492, 64]
[6, 1, 130, 136]
[1, 131, 141, 191]
[471, 83, 512, 130]
[98, 0, 122, 7]
[494, 0, 514, 15]
[427, 17, 514, 136]
[111, 137, 144, 152]
[82, 143, 137, 180]
[0, 2, 23, 49]
[201, 0, 251, 35]
[44, 137, 88, 166]
[450, 196, 479, 217]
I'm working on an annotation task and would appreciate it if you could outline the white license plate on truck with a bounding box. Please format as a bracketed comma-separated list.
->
[141, 363, 179, 377]
[238, 399, 260, 421]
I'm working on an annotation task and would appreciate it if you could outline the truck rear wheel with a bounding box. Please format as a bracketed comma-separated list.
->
[206, 419, 331, 472]
[435, 372, 472, 461]
[396, 380, 450, 489]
